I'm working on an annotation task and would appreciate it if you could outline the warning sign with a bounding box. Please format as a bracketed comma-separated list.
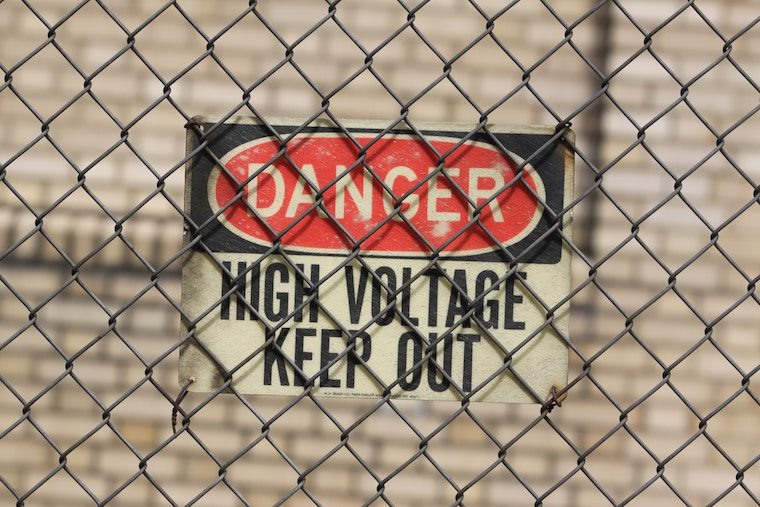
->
[180, 117, 574, 403]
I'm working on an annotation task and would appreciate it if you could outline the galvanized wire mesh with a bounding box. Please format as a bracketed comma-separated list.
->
[0, 0, 758, 506]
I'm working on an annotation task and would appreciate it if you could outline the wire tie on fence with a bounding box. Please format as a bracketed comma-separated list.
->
[546, 385, 565, 412]
[171, 376, 195, 433]
[184, 119, 205, 133]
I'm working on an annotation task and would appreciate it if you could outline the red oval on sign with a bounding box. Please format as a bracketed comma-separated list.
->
[209, 134, 544, 256]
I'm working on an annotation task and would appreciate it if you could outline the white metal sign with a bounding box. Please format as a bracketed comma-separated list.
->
[180, 117, 573, 403]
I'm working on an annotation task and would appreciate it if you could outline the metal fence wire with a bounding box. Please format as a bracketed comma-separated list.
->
[0, 0, 759, 506]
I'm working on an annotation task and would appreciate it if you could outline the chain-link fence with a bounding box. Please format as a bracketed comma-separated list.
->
[1, 0, 759, 506]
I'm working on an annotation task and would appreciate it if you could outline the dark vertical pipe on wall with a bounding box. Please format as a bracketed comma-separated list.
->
[575, 0, 614, 258]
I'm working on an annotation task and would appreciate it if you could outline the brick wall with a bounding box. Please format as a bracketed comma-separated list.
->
[0, 1, 758, 506]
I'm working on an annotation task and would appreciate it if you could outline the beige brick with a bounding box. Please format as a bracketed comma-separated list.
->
[120, 421, 158, 449]
[486, 475, 536, 506]
[24, 472, 95, 505]
[364, 469, 443, 502]
[0, 435, 58, 469]
[557, 396, 622, 429]
[185, 484, 242, 507]
[227, 459, 299, 491]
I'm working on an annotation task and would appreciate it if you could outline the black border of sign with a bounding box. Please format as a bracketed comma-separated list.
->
[185, 118, 570, 265]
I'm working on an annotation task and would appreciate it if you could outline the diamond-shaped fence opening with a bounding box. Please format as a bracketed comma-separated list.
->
[0, 1, 758, 506]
